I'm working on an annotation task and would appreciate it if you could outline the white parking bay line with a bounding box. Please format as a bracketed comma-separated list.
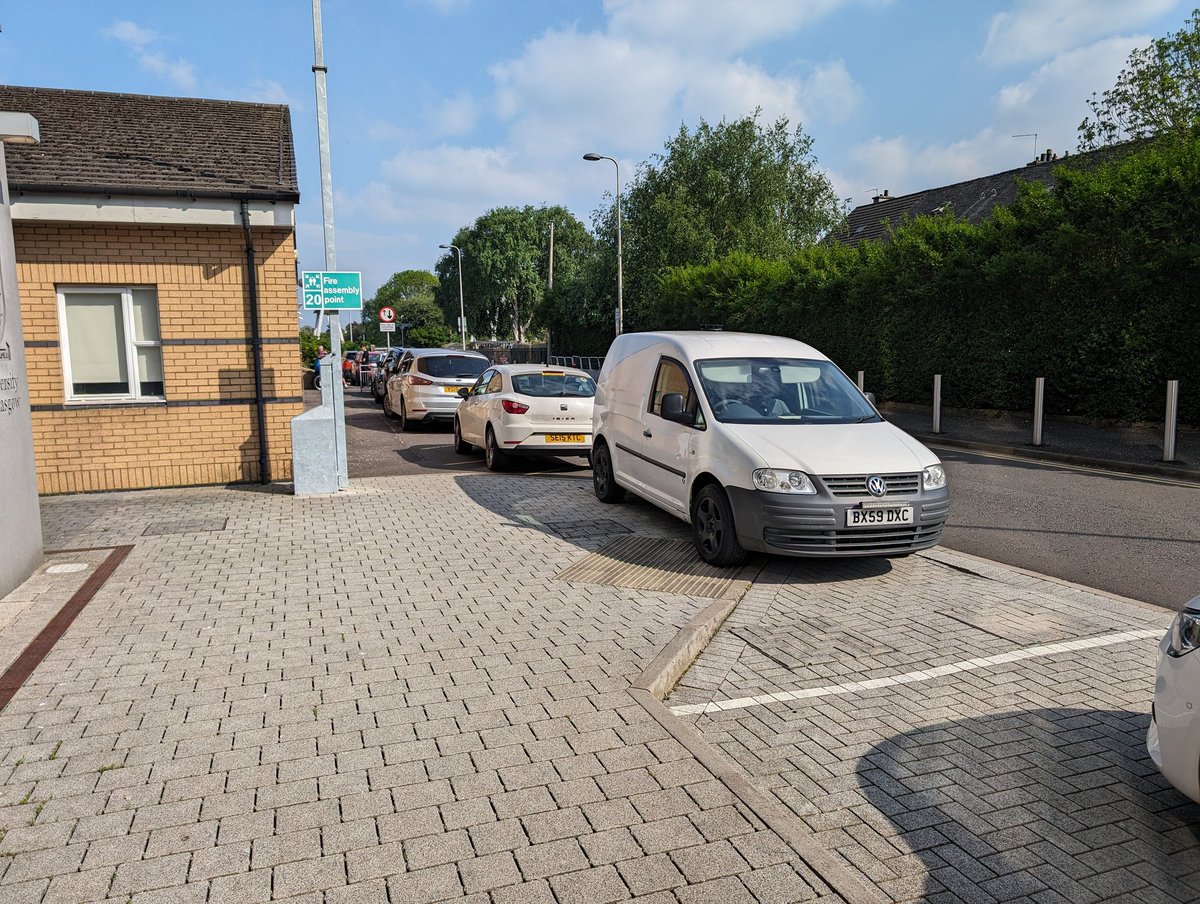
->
[670, 628, 1164, 717]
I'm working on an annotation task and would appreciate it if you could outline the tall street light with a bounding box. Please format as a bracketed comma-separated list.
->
[439, 243, 466, 349]
[583, 153, 623, 335]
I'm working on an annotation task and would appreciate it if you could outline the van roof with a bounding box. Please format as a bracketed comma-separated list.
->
[614, 331, 830, 361]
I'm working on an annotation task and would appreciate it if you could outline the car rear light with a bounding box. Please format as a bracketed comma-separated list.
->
[502, 399, 529, 414]
[409, 376, 434, 385]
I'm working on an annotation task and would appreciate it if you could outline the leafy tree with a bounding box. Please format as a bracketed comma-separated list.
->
[597, 111, 844, 330]
[1078, 8, 1200, 150]
[435, 205, 591, 343]
[362, 270, 444, 346]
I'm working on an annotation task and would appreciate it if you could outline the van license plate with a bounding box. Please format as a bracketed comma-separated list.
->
[546, 434, 584, 443]
[846, 506, 913, 527]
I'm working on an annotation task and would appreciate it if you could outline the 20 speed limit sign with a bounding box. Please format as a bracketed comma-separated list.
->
[379, 307, 396, 323]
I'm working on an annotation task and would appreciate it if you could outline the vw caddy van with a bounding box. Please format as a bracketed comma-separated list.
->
[590, 331, 950, 566]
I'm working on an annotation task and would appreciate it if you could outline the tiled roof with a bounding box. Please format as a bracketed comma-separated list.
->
[0, 85, 299, 201]
[827, 145, 1125, 247]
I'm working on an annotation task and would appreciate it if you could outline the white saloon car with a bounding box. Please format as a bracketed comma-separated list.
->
[1149, 594, 1200, 802]
[384, 349, 490, 431]
[453, 364, 595, 471]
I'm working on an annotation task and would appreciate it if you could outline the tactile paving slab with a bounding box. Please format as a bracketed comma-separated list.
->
[555, 535, 751, 600]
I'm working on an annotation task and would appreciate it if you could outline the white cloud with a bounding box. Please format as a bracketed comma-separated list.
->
[982, 0, 1175, 64]
[102, 19, 197, 92]
[430, 92, 478, 136]
[841, 30, 1148, 201]
[242, 79, 303, 109]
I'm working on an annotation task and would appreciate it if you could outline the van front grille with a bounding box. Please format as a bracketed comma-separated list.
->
[819, 473, 921, 497]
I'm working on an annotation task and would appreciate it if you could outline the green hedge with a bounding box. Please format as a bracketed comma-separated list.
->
[655, 138, 1200, 424]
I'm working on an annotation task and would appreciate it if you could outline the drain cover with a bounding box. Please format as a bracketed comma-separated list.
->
[555, 535, 751, 600]
[142, 518, 228, 536]
[46, 563, 89, 574]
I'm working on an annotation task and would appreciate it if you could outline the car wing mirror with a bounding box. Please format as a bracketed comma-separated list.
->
[457, 387, 470, 398]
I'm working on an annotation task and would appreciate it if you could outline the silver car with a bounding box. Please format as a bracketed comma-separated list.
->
[384, 349, 490, 431]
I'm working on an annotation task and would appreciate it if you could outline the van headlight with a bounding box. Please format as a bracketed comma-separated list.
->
[923, 465, 946, 490]
[753, 469, 816, 494]
[1168, 610, 1200, 657]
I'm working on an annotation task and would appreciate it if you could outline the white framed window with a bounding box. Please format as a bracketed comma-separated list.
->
[57, 286, 165, 402]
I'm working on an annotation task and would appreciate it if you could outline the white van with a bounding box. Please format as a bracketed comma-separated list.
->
[590, 331, 950, 566]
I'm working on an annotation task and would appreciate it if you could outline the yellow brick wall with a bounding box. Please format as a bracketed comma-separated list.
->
[15, 221, 302, 495]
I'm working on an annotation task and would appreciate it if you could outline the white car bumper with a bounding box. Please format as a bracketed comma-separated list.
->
[1150, 630, 1200, 803]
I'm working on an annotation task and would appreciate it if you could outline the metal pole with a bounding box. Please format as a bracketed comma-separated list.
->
[1032, 377, 1045, 446]
[857, 370, 864, 391]
[455, 248, 465, 349]
[1165, 379, 1179, 462]
[614, 160, 623, 336]
[932, 374, 942, 434]
[547, 221, 554, 292]
[312, 0, 347, 489]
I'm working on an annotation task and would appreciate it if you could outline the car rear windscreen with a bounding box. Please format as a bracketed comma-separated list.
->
[512, 372, 596, 397]
[418, 355, 489, 379]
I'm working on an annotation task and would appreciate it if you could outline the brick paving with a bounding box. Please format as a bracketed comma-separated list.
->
[667, 552, 1198, 903]
[0, 475, 839, 903]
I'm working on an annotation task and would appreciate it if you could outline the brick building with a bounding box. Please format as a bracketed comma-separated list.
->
[1, 85, 301, 494]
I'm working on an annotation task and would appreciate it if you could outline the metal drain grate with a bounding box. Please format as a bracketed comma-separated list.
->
[555, 536, 751, 600]
[142, 518, 228, 537]
[541, 518, 633, 541]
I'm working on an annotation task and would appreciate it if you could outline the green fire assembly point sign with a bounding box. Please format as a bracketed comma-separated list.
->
[302, 271, 363, 311]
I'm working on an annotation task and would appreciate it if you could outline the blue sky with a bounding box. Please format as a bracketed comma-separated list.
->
[0, 0, 1191, 311]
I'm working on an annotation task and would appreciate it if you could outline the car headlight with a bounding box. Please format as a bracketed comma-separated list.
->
[753, 469, 816, 494]
[1168, 609, 1200, 657]
[923, 464, 946, 490]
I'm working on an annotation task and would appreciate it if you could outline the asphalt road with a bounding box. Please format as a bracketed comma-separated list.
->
[323, 388, 1200, 609]
[933, 446, 1200, 610]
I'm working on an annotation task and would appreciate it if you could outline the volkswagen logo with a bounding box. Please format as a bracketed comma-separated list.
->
[866, 476, 888, 497]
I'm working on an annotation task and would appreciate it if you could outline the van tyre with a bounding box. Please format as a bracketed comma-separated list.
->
[592, 443, 625, 503]
[691, 484, 746, 567]
[485, 427, 508, 471]
[453, 418, 472, 455]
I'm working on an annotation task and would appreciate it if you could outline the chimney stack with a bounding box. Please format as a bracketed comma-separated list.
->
[872, 189, 891, 204]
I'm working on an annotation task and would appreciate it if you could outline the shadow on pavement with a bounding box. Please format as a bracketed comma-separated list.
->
[856, 707, 1200, 902]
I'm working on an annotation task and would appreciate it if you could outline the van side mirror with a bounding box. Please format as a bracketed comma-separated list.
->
[865, 391, 877, 406]
[661, 392, 693, 425]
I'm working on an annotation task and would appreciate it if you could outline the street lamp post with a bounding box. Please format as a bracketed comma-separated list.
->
[583, 153, 623, 335]
[439, 243, 467, 349]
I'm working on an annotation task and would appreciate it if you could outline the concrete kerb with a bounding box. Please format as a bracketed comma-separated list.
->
[626, 557, 888, 904]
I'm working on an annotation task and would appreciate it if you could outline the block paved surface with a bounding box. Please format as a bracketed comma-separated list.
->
[667, 552, 1198, 902]
[0, 475, 840, 903]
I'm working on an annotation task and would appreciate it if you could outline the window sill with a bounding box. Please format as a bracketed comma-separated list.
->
[63, 398, 167, 409]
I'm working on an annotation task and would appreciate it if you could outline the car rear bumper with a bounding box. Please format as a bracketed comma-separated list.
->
[725, 485, 949, 556]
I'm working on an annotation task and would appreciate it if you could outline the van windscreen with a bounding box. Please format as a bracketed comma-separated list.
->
[695, 357, 879, 424]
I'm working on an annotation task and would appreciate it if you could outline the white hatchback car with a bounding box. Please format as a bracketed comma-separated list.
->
[384, 349, 490, 431]
[453, 364, 595, 471]
[1149, 594, 1200, 802]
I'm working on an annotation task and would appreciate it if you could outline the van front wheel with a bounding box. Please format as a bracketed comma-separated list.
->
[692, 484, 747, 567]
[592, 444, 625, 503]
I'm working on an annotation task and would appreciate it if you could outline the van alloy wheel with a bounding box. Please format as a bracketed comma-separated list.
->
[592, 443, 625, 503]
[692, 484, 746, 567]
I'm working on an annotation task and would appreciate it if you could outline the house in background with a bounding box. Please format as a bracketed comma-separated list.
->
[0, 85, 301, 494]
[829, 148, 1073, 247]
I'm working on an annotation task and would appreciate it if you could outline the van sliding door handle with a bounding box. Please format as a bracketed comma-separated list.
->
[642, 429, 653, 438]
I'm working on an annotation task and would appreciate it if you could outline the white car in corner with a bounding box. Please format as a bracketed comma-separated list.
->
[590, 331, 950, 566]
[384, 349, 490, 431]
[453, 364, 595, 471]
[1149, 594, 1200, 802]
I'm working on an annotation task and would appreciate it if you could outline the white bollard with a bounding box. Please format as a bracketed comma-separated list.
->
[1165, 380, 1180, 462]
[1032, 377, 1045, 446]
[857, 370, 864, 391]
[932, 374, 942, 434]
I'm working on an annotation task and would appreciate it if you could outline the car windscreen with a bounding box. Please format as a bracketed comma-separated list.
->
[417, 355, 489, 379]
[512, 371, 596, 397]
[695, 357, 879, 424]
